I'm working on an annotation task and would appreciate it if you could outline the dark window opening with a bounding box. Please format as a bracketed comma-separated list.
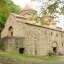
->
[56, 34, 58, 37]
[19, 48, 24, 54]
[61, 34, 63, 37]
[62, 43, 63, 47]
[51, 32, 53, 36]
[45, 31, 46, 35]
[11, 32, 13, 36]
[8, 26, 13, 36]
[53, 47, 57, 54]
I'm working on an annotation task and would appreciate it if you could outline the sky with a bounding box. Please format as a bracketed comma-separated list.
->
[12, 0, 40, 10]
[12, 0, 31, 8]
[12, 0, 64, 29]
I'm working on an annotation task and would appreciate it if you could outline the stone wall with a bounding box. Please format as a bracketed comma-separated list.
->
[0, 55, 64, 64]
[1, 14, 26, 38]
[23, 23, 64, 56]
[0, 36, 25, 53]
[1, 20, 64, 56]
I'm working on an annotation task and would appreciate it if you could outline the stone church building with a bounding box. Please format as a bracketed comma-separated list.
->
[0, 5, 64, 56]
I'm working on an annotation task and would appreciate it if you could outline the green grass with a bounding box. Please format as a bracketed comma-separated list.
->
[0, 51, 63, 61]
[42, 56, 60, 60]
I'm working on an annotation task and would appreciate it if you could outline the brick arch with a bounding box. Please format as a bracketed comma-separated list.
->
[52, 41, 58, 47]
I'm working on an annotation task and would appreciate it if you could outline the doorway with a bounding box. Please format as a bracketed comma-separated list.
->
[53, 47, 57, 54]
[19, 48, 24, 54]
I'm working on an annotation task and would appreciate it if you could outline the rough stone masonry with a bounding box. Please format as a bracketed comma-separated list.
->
[0, 5, 64, 56]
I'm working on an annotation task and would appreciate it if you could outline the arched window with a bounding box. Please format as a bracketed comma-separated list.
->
[8, 26, 13, 36]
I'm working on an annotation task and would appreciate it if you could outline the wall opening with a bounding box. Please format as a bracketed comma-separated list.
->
[19, 48, 24, 54]
[11, 32, 13, 36]
[53, 47, 57, 54]
[8, 26, 13, 36]
[62, 42, 63, 47]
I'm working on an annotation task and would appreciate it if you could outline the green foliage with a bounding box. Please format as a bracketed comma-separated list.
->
[31, 0, 63, 14]
[5, 0, 20, 13]
[59, 5, 64, 15]
[0, 51, 62, 61]
[28, 12, 40, 23]
[0, 0, 20, 31]
[48, 2, 58, 14]
[31, 0, 64, 20]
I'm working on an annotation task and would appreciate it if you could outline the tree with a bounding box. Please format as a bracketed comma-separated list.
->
[31, 0, 64, 24]
[31, 0, 64, 14]
[0, 0, 20, 31]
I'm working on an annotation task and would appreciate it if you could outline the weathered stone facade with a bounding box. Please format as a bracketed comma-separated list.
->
[1, 5, 64, 56]
[0, 37, 24, 53]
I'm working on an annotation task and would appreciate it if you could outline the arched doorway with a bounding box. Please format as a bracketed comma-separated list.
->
[52, 42, 58, 54]
[8, 26, 13, 36]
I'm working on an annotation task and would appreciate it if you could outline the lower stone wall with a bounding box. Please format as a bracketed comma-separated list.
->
[0, 55, 64, 64]
[0, 36, 25, 53]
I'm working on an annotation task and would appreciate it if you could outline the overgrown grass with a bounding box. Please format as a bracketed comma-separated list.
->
[0, 51, 63, 61]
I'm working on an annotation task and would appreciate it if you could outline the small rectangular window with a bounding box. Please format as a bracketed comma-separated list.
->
[11, 32, 13, 36]
[51, 32, 53, 36]
[45, 31, 46, 35]
[62, 43, 63, 47]
[56, 33, 58, 37]
[61, 34, 63, 37]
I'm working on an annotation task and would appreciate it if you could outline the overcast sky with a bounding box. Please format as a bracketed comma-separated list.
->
[12, 0, 31, 8]
[12, 0, 64, 29]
